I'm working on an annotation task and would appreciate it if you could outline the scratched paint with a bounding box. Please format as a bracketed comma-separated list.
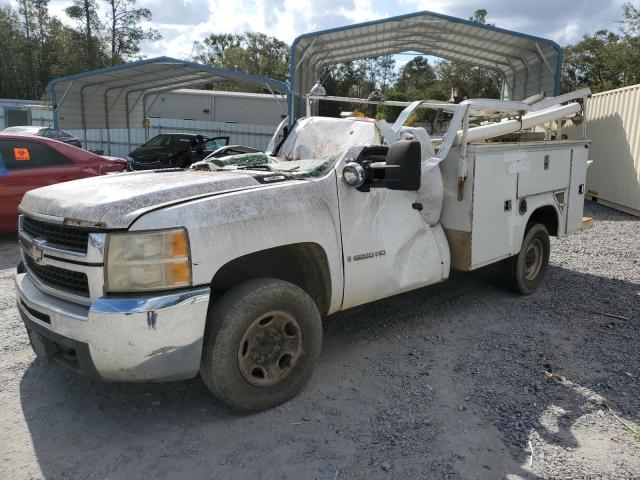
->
[20, 169, 261, 229]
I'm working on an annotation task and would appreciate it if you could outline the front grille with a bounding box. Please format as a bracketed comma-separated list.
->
[22, 217, 92, 253]
[25, 255, 90, 297]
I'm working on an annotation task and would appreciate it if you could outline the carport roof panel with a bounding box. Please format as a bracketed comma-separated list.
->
[48, 57, 289, 130]
[290, 10, 563, 116]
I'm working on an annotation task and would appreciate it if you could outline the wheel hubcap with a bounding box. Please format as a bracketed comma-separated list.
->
[237, 310, 302, 387]
[524, 238, 543, 280]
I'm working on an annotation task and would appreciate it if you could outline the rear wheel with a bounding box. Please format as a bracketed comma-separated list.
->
[200, 278, 322, 412]
[500, 223, 550, 295]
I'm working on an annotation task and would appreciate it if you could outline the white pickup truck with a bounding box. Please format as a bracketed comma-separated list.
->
[14, 92, 590, 411]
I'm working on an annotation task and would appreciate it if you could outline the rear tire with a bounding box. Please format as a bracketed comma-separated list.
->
[500, 223, 550, 295]
[200, 278, 322, 412]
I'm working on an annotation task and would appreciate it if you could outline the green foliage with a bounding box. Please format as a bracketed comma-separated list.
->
[64, 0, 104, 69]
[375, 90, 407, 121]
[192, 32, 290, 91]
[0, 0, 159, 99]
[375, 55, 396, 92]
[562, 3, 640, 93]
[106, 0, 161, 65]
[434, 59, 501, 99]
[395, 56, 436, 97]
[469, 9, 488, 24]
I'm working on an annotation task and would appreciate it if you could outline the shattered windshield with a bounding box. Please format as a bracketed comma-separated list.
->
[191, 152, 336, 179]
[191, 117, 377, 179]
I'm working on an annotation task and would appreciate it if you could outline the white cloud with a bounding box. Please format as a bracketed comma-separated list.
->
[1, 0, 636, 59]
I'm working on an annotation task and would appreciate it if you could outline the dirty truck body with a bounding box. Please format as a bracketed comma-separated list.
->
[14, 92, 590, 411]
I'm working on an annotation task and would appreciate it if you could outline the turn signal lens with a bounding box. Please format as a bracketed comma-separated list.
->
[171, 261, 191, 285]
[171, 230, 188, 257]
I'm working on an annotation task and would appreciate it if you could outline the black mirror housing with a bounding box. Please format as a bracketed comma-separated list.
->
[384, 140, 421, 191]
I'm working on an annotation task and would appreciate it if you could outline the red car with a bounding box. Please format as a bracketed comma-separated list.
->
[0, 133, 127, 232]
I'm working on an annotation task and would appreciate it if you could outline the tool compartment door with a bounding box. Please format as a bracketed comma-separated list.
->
[517, 148, 571, 197]
[566, 145, 589, 233]
[471, 152, 518, 267]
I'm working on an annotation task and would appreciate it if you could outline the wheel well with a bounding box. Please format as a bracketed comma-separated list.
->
[211, 243, 332, 316]
[527, 205, 559, 236]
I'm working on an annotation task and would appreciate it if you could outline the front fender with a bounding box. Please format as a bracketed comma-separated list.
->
[129, 173, 344, 314]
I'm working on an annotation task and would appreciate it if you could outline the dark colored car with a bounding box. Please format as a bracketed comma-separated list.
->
[3, 125, 83, 148]
[127, 133, 230, 171]
[0, 133, 127, 232]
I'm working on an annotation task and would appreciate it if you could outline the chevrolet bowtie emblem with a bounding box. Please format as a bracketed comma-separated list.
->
[30, 239, 46, 264]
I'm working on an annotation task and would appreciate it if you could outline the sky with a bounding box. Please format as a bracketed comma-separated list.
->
[2, 0, 637, 61]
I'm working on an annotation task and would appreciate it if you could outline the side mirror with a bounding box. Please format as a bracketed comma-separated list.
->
[342, 162, 365, 188]
[385, 140, 421, 191]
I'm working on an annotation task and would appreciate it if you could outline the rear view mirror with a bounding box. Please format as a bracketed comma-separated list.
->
[385, 140, 421, 191]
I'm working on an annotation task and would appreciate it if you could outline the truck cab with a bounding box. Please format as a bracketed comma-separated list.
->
[14, 91, 590, 411]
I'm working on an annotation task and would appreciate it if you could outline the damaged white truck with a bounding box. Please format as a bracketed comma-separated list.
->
[15, 90, 591, 411]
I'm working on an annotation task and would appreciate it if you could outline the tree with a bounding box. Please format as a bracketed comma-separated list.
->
[434, 59, 501, 99]
[394, 56, 436, 97]
[0, 1, 115, 99]
[469, 9, 492, 25]
[560, 2, 640, 92]
[105, 0, 160, 65]
[0, 6, 31, 98]
[562, 30, 626, 92]
[375, 54, 396, 92]
[192, 32, 290, 91]
[621, 2, 640, 35]
[17, 0, 36, 98]
[65, 0, 103, 69]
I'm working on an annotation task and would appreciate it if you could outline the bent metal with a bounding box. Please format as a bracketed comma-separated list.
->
[14, 87, 591, 412]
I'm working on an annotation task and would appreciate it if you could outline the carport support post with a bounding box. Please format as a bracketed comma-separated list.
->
[49, 85, 58, 130]
[80, 88, 88, 149]
[142, 94, 148, 142]
[103, 94, 111, 155]
[143, 93, 163, 142]
[125, 93, 132, 153]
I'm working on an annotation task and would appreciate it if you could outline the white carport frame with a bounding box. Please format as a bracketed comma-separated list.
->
[289, 10, 563, 120]
[48, 57, 289, 154]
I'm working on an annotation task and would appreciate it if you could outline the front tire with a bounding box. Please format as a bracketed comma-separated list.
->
[500, 223, 550, 295]
[200, 278, 323, 412]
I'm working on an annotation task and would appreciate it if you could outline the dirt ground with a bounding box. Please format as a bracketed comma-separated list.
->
[0, 201, 638, 480]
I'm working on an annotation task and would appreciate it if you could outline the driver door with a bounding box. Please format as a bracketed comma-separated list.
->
[336, 144, 444, 310]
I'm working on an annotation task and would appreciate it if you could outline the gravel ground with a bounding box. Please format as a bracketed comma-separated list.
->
[0, 201, 638, 480]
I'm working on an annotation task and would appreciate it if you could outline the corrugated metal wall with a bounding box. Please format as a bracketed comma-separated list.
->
[147, 90, 285, 125]
[583, 85, 640, 216]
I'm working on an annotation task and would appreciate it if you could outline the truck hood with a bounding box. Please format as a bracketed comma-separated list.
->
[20, 169, 264, 229]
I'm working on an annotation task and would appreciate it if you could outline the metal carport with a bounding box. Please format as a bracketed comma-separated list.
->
[289, 10, 563, 119]
[47, 57, 289, 154]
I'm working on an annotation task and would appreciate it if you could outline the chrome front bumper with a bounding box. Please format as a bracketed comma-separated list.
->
[16, 273, 211, 382]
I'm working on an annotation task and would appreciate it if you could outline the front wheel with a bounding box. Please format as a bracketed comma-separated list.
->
[500, 223, 550, 295]
[200, 278, 323, 412]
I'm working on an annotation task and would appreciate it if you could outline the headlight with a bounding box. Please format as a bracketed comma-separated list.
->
[105, 228, 191, 293]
